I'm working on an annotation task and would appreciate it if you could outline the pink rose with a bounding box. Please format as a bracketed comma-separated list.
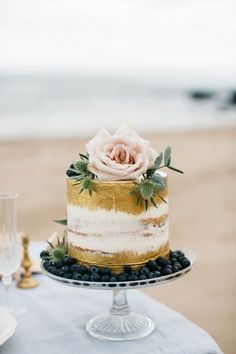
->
[86, 126, 157, 180]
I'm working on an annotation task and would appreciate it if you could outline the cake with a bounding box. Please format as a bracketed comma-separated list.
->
[65, 126, 183, 273]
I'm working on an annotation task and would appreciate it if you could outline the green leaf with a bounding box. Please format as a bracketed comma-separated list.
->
[68, 168, 81, 174]
[164, 146, 171, 166]
[151, 173, 166, 190]
[168, 165, 184, 174]
[92, 184, 98, 193]
[146, 167, 157, 178]
[156, 191, 167, 204]
[129, 185, 140, 196]
[151, 197, 158, 208]
[79, 153, 89, 160]
[46, 240, 55, 249]
[145, 200, 148, 210]
[154, 152, 163, 168]
[136, 195, 142, 205]
[54, 219, 67, 226]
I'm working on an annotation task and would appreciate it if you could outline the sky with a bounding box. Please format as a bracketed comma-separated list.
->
[0, 0, 236, 87]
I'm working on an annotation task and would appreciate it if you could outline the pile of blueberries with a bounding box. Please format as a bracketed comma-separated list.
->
[40, 250, 191, 284]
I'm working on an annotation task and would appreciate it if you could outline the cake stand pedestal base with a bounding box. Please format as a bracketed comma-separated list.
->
[86, 289, 155, 341]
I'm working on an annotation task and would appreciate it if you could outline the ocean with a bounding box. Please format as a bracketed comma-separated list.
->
[0, 75, 235, 140]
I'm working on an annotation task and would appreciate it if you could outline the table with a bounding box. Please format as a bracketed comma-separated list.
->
[0, 243, 223, 354]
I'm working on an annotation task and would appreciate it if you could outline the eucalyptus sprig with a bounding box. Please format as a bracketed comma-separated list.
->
[146, 147, 184, 178]
[67, 153, 98, 196]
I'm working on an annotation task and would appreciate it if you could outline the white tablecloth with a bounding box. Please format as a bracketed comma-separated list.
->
[0, 243, 223, 354]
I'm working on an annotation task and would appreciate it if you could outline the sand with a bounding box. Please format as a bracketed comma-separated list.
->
[0, 127, 235, 353]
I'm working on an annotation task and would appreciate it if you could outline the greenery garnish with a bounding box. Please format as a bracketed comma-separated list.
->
[44, 232, 67, 262]
[67, 153, 98, 196]
[146, 146, 183, 177]
[79, 176, 98, 196]
[54, 219, 67, 225]
[130, 175, 166, 210]
[66, 146, 183, 210]
[130, 147, 183, 210]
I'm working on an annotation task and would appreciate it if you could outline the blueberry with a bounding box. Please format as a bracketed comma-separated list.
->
[170, 257, 178, 264]
[166, 260, 172, 266]
[128, 274, 139, 281]
[77, 265, 88, 274]
[156, 265, 162, 272]
[165, 265, 172, 270]
[124, 265, 132, 274]
[147, 260, 158, 271]
[153, 271, 161, 277]
[82, 274, 90, 281]
[40, 250, 49, 259]
[162, 268, 173, 276]
[139, 274, 147, 280]
[170, 251, 179, 259]
[101, 274, 110, 282]
[57, 269, 65, 277]
[90, 273, 101, 282]
[172, 262, 182, 269]
[176, 250, 185, 257]
[110, 276, 117, 282]
[117, 273, 127, 282]
[66, 169, 79, 177]
[179, 257, 190, 267]
[43, 261, 51, 270]
[70, 264, 79, 272]
[155, 256, 168, 267]
[63, 256, 76, 266]
[63, 272, 72, 279]
[101, 267, 111, 275]
[180, 258, 191, 268]
[55, 260, 64, 269]
[147, 272, 155, 279]
[62, 265, 70, 272]
[172, 265, 181, 273]
[132, 270, 139, 277]
[73, 273, 82, 280]
[90, 266, 100, 274]
[47, 266, 56, 274]
[140, 267, 149, 276]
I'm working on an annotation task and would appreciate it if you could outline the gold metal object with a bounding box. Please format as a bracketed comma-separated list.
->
[17, 234, 39, 289]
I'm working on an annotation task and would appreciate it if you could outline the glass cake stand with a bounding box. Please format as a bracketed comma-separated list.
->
[41, 247, 196, 342]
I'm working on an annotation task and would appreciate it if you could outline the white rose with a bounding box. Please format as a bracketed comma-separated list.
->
[86, 126, 157, 180]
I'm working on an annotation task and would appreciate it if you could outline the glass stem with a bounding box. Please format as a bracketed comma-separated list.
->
[110, 289, 130, 316]
[2, 275, 13, 312]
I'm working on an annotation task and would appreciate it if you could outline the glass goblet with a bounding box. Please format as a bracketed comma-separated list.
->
[0, 193, 22, 314]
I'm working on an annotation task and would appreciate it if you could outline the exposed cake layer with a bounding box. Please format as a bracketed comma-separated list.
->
[68, 219, 168, 254]
[67, 203, 168, 235]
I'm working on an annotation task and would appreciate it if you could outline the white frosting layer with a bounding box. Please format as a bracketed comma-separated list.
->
[67, 203, 168, 234]
[68, 221, 169, 254]
[67, 204, 169, 254]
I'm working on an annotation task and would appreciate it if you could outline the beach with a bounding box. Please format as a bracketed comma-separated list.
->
[0, 127, 235, 353]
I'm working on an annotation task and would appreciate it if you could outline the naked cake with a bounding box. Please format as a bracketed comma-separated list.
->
[65, 126, 183, 272]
